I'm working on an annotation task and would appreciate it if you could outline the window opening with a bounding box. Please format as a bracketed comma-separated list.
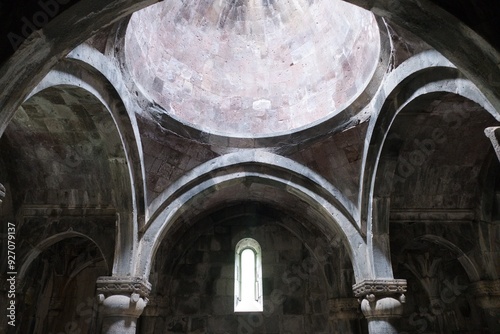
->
[234, 238, 263, 312]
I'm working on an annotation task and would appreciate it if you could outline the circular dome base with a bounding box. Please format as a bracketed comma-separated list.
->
[126, 0, 381, 137]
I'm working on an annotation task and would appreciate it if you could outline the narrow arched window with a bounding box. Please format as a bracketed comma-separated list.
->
[234, 238, 263, 312]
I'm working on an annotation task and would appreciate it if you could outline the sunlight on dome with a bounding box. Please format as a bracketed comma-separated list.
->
[125, 0, 381, 137]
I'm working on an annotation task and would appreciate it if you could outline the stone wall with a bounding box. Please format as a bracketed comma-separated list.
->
[140, 205, 363, 333]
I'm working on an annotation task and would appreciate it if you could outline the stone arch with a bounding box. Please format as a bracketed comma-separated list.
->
[0, 0, 160, 136]
[0, 1, 498, 139]
[392, 234, 480, 333]
[26, 58, 146, 275]
[15, 233, 109, 334]
[415, 234, 480, 282]
[359, 50, 499, 278]
[361, 50, 498, 221]
[0, 0, 497, 133]
[137, 150, 371, 282]
[150, 202, 351, 302]
[1, 0, 499, 142]
[340, 0, 500, 110]
[18, 231, 110, 287]
[143, 201, 359, 332]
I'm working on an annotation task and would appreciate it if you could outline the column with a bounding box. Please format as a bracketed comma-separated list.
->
[328, 298, 363, 333]
[352, 279, 407, 334]
[96, 276, 151, 334]
[469, 280, 500, 330]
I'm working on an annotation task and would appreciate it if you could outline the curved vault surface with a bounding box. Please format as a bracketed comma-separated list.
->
[126, 0, 380, 137]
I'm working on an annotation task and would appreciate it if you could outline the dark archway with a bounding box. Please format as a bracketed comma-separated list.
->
[143, 202, 365, 334]
[15, 236, 108, 334]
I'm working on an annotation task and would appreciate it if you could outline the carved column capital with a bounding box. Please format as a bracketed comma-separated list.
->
[353, 279, 407, 320]
[96, 277, 151, 317]
[96, 276, 151, 300]
[353, 279, 407, 300]
[469, 280, 500, 309]
[96, 277, 152, 334]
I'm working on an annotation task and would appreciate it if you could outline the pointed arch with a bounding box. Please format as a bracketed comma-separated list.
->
[25, 57, 146, 275]
[136, 150, 371, 282]
[359, 50, 499, 278]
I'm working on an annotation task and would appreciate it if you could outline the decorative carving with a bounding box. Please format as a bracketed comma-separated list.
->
[352, 279, 407, 298]
[96, 277, 151, 329]
[131, 293, 140, 303]
[96, 276, 151, 299]
[353, 279, 407, 323]
[97, 294, 105, 304]
[100, 294, 149, 323]
[360, 296, 404, 319]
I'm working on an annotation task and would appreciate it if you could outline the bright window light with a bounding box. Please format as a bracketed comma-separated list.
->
[234, 238, 263, 312]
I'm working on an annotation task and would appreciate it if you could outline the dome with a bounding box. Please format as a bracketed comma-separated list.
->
[125, 0, 381, 137]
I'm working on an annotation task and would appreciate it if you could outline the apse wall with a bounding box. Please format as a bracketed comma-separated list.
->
[141, 207, 362, 333]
